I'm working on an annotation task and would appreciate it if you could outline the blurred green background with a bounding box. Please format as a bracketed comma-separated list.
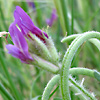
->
[0, 0, 100, 100]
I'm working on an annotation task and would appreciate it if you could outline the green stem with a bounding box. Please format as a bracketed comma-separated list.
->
[30, 71, 44, 100]
[61, 34, 81, 43]
[32, 54, 59, 74]
[62, 34, 100, 67]
[42, 74, 96, 100]
[61, 31, 100, 100]
[69, 68, 94, 77]
[89, 38, 100, 51]
[49, 85, 59, 99]
[53, 0, 66, 35]
[71, 0, 74, 34]
[42, 75, 60, 100]
[69, 68, 100, 81]
[61, 33, 100, 51]
[61, 35, 82, 100]
[0, 53, 22, 100]
[69, 77, 97, 100]
[0, 83, 15, 100]
[60, 0, 71, 35]
[69, 81, 87, 100]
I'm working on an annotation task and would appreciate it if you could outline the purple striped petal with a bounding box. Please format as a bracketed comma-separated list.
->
[6, 44, 33, 63]
[9, 22, 33, 62]
[13, 25, 28, 53]
[14, 9, 31, 35]
[22, 21, 48, 39]
[6, 44, 25, 59]
[9, 22, 20, 47]
[9, 22, 29, 53]
[14, 6, 48, 42]
[14, 6, 34, 26]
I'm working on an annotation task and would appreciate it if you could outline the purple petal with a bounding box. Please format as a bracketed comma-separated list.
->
[14, 7, 33, 36]
[14, 6, 34, 26]
[46, 9, 57, 27]
[46, 19, 52, 27]
[15, 20, 29, 36]
[9, 22, 19, 47]
[22, 21, 48, 39]
[6, 44, 26, 60]
[14, 6, 48, 42]
[9, 22, 29, 54]
[18, 24, 29, 36]
[28, 2, 35, 9]
[6, 44, 33, 63]
[51, 9, 57, 20]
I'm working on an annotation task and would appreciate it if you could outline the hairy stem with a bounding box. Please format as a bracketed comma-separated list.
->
[61, 31, 100, 100]
[69, 77, 97, 100]
[42, 75, 60, 100]
[42, 74, 97, 100]
[69, 68, 94, 77]
[69, 81, 87, 100]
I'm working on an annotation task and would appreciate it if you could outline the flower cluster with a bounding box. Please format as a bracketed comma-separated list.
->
[6, 6, 59, 70]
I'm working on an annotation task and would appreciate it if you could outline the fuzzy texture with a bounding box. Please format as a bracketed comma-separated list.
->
[6, 6, 59, 66]
[6, 6, 49, 63]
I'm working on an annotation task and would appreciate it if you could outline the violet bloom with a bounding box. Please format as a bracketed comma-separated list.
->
[46, 9, 57, 27]
[26, 0, 35, 9]
[28, 2, 35, 9]
[14, 6, 48, 42]
[6, 22, 33, 63]
[6, 6, 49, 63]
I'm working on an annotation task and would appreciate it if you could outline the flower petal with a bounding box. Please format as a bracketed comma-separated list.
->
[6, 44, 25, 60]
[14, 6, 48, 42]
[9, 22, 19, 47]
[46, 9, 57, 27]
[9, 22, 29, 54]
[22, 21, 48, 39]
[14, 7, 33, 36]
[6, 44, 33, 62]
[14, 6, 34, 26]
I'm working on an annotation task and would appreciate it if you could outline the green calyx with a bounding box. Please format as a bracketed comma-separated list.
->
[32, 54, 59, 74]
[27, 33, 59, 66]
[46, 37, 59, 66]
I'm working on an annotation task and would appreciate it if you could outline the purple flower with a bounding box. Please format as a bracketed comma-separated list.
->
[27, 0, 35, 9]
[6, 6, 59, 73]
[6, 22, 33, 63]
[14, 6, 48, 42]
[46, 9, 57, 27]
[6, 6, 49, 63]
